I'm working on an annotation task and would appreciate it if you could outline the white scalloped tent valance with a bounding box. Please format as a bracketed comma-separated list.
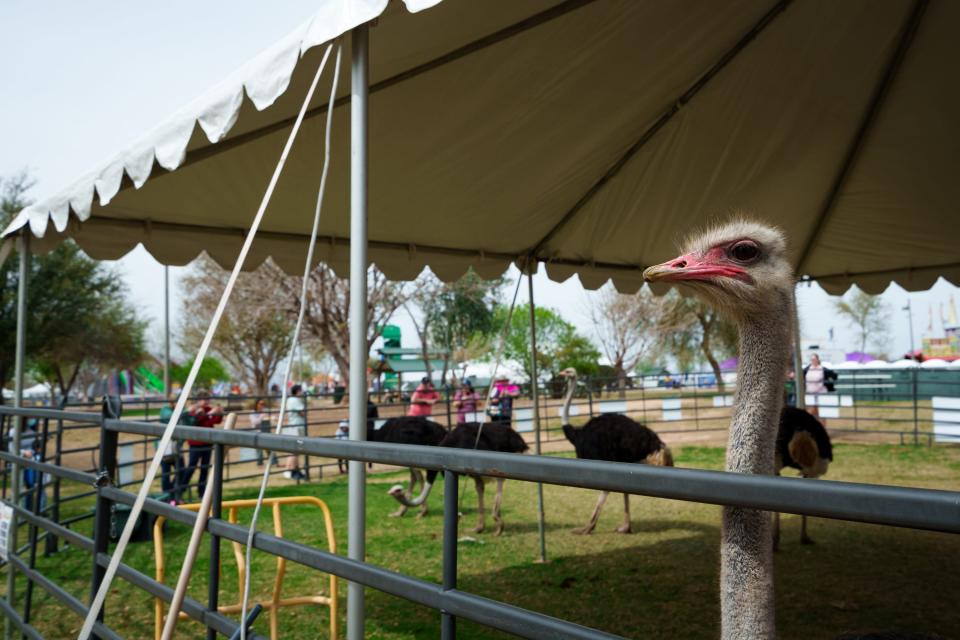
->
[5, 0, 959, 294]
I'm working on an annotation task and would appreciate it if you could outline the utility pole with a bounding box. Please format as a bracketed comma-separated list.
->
[903, 298, 916, 358]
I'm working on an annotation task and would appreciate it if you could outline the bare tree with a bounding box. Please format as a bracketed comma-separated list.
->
[278, 264, 410, 383]
[587, 285, 660, 397]
[180, 256, 293, 395]
[833, 288, 890, 356]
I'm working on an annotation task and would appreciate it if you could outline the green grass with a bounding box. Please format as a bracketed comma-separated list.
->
[5, 444, 960, 639]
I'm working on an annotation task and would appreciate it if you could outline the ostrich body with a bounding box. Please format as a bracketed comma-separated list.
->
[774, 406, 833, 548]
[369, 416, 447, 517]
[388, 422, 528, 535]
[558, 368, 673, 534]
[646, 220, 795, 640]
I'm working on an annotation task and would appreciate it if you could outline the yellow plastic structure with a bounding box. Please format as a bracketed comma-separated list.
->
[153, 496, 338, 639]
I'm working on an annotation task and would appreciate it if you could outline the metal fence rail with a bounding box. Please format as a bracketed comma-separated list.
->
[1, 403, 959, 639]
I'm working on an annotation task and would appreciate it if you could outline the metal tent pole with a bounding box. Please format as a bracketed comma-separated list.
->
[347, 23, 369, 640]
[791, 284, 806, 410]
[5, 232, 29, 640]
[527, 267, 547, 563]
[163, 266, 171, 396]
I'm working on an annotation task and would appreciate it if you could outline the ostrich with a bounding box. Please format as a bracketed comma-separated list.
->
[388, 422, 528, 535]
[558, 368, 673, 534]
[645, 220, 795, 640]
[774, 406, 833, 549]
[368, 416, 447, 517]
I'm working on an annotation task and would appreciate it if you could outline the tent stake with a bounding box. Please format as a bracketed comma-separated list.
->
[527, 266, 547, 563]
[347, 22, 370, 640]
[4, 231, 29, 640]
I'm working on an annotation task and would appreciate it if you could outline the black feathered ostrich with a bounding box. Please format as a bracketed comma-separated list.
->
[558, 367, 673, 534]
[774, 406, 833, 549]
[369, 416, 447, 517]
[645, 220, 795, 640]
[388, 422, 528, 535]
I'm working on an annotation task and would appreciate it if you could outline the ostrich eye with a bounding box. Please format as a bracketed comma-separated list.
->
[728, 241, 760, 263]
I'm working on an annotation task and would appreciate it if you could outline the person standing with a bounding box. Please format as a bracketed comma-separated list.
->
[180, 394, 223, 500]
[408, 377, 440, 417]
[335, 420, 350, 474]
[157, 395, 185, 502]
[249, 399, 272, 466]
[454, 380, 479, 424]
[282, 385, 307, 480]
[803, 354, 836, 423]
[489, 377, 520, 427]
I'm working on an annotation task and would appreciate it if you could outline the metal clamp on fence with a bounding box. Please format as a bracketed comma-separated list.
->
[93, 470, 111, 489]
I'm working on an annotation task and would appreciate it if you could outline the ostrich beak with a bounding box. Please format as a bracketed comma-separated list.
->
[643, 253, 750, 283]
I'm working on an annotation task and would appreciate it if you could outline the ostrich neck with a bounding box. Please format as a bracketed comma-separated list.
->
[561, 377, 576, 426]
[728, 311, 790, 475]
[721, 295, 791, 640]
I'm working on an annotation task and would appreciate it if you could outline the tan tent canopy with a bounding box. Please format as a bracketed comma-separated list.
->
[5, 0, 958, 294]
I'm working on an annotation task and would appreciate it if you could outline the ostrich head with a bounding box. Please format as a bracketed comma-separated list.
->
[559, 367, 577, 379]
[642, 219, 794, 321]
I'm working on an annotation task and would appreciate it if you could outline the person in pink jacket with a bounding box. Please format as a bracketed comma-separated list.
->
[408, 377, 440, 417]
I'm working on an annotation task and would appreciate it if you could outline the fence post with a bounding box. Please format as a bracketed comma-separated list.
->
[48, 410, 64, 556]
[0, 414, 6, 502]
[89, 397, 120, 639]
[23, 416, 51, 625]
[691, 380, 700, 431]
[912, 368, 919, 446]
[445, 384, 453, 429]
[303, 395, 311, 482]
[440, 470, 458, 639]
[207, 442, 226, 640]
[586, 377, 594, 419]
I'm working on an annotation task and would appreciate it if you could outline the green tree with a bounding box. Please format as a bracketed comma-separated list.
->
[407, 269, 505, 382]
[656, 291, 738, 389]
[494, 303, 600, 383]
[1, 172, 146, 401]
[833, 288, 890, 355]
[170, 357, 229, 391]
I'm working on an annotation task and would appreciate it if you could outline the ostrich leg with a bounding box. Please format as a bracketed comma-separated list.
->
[491, 478, 505, 536]
[573, 491, 609, 535]
[616, 493, 632, 534]
[800, 515, 812, 544]
[472, 476, 486, 533]
[414, 469, 429, 518]
[411, 469, 424, 493]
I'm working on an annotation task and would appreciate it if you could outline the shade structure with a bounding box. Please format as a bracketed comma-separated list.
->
[5, 0, 959, 294]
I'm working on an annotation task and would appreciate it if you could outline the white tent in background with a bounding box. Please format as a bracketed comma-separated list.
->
[830, 361, 864, 370]
[920, 358, 951, 368]
[950, 360, 960, 367]
[889, 359, 920, 368]
[22, 383, 53, 399]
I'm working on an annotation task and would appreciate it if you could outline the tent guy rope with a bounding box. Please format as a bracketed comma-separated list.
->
[76, 41, 335, 640]
[238, 42, 342, 640]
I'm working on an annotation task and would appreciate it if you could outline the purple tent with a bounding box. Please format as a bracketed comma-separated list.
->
[846, 352, 876, 363]
[719, 357, 739, 372]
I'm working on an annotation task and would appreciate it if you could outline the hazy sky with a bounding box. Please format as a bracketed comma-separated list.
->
[2, 2, 956, 368]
